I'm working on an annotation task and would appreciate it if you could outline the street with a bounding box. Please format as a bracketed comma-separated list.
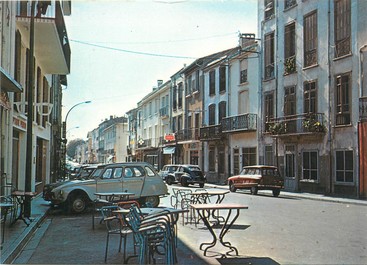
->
[14, 185, 367, 265]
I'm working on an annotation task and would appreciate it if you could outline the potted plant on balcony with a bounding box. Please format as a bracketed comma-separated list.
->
[303, 117, 325, 132]
[268, 122, 286, 135]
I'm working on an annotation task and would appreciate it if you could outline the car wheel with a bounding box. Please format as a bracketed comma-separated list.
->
[144, 196, 160, 208]
[272, 189, 280, 197]
[69, 194, 87, 213]
[166, 177, 173, 185]
[250, 186, 258, 195]
[229, 182, 237, 192]
[199, 183, 204, 188]
[181, 178, 188, 187]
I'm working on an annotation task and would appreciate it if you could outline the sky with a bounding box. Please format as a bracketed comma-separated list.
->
[62, 0, 258, 140]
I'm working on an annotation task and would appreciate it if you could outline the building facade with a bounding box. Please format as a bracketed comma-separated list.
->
[258, 0, 367, 197]
[1, 0, 71, 195]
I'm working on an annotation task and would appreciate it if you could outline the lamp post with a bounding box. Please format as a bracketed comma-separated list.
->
[67, 126, 79, 137]
[62, 101, 91, 179]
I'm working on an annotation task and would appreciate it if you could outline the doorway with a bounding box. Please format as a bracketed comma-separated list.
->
[284, 145, 297, 191]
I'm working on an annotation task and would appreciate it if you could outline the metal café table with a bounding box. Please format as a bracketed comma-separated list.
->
[11, 191, 37, 226]
[190, 203, 248, 257]
[92, 192, 135, 229]
[190, 189, 230, 204]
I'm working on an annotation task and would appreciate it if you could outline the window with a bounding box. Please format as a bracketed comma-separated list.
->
[173, 86, 177, 110]
[265, 145, 274, 166]
[209, 70, 215, 96]
[285, 0, 297, 10]
[209, 146, 215, 171]
[304, 80, 317, 113]
[102, 169, 113, 179]
[264, 0, 274, 20]
[177, 115, 182, 131]
[304, 11, 318, 67]
[218, 101, 226, 123]
[178, 83, 183, 109]
[187, 75, 192, 96]
[264, 93, 274, 131]
[199, 74, 204, 94]
[334, 0, 351, 58]
[336, 150, 353, 182]
[42, 77, 49, 127]
[284, 22, 296, 75]
[219, 66, 226, 93]
[14, 31, 22, 102]
[208, 104, 216, 125]
[302, 151, 318, 181]
[242, 147, 257, 166]
[240, 59, 248, 84]
[284, 86, 296, 116]
[335, 73, 351, 125]
[264, 32, 275, 79]
[114, 168, 123, 178]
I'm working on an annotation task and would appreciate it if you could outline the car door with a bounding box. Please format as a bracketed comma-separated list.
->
[96, 167, 124, 193]
[174, 166, 185, 182]
[121, 166, 145, 198]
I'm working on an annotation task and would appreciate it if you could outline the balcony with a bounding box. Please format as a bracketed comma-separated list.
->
[137, 138, 151, 148]
[222, 113, 257, 133]
[176, 128, 200, 142]
[200, 124, 222, 141]
[360, 97, 367, 122]
[16, 1, 71, 74]
[159, 106, 169, 118]
[265, 113, 326, 137]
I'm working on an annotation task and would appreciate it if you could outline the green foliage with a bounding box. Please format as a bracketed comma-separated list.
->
[66, 138, 85, 158]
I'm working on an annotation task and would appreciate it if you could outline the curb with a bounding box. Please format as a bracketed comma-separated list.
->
[1, 202, 50, 264]
[205, 183, 367, 206]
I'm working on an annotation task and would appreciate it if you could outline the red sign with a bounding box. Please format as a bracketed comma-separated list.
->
[164, 133, 175, 142]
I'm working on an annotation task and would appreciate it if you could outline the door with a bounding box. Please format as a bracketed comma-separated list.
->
[121, 165, 145, 198]
[96, 167, 124, 193]
[284, 145, 297, 191]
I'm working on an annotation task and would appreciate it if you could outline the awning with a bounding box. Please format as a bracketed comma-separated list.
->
[0, 66, 23, 92]
[163, 147, 176, 154]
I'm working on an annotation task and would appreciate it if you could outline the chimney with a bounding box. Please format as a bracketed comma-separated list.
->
[239, 33, 256, 49]
[110, 115, 113, 120]
[157, 80, 163, 87]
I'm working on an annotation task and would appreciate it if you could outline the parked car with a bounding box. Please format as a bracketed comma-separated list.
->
[165, 164, 206, 188]
[43, 164, 105, 202]
[227, 165, 284, 197]
[158, 164, 179, 181]
[48, 162, 168, 213]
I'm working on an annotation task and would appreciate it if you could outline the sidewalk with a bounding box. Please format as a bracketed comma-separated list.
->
[1, 187, 366, 264]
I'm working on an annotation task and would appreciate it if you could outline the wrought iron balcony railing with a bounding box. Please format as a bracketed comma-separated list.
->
[265, 113, 326, 136]
[176, 128, 200, 142]
[200, 124, 222, 140]
[222, 113, 257, 133]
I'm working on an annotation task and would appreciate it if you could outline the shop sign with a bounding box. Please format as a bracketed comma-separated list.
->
[164, 133, 175, 142]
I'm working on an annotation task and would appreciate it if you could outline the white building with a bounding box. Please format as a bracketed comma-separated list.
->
[258, 0, 367, 197]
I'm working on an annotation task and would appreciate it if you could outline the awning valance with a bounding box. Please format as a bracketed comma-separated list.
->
[163, 147, 176, 154]
[0, 66, 22, 92]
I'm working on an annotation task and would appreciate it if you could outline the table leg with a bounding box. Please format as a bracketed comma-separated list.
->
[196, 209, 217, 255]
[218, 209, 240, 256]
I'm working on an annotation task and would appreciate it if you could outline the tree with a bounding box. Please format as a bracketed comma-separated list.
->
[66, 138, 85, 159]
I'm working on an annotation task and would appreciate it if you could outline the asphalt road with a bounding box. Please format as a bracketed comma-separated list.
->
[14, 185, 367, 265]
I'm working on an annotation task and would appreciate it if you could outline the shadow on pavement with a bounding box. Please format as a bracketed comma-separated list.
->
[217, 256, 280, 265]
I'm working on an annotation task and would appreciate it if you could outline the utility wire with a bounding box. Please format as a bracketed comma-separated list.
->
[70, 39, 197, 59]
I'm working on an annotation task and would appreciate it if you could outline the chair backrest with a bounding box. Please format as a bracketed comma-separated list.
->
[100, 205, 120, 231]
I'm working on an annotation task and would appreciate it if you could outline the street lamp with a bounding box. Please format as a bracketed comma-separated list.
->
[62, 101, 91, 179]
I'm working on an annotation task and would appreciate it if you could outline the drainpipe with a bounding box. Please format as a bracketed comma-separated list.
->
[327, 0, 333, 195]
[274, 0, 280, 170]
[24, 0, 36, 218]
